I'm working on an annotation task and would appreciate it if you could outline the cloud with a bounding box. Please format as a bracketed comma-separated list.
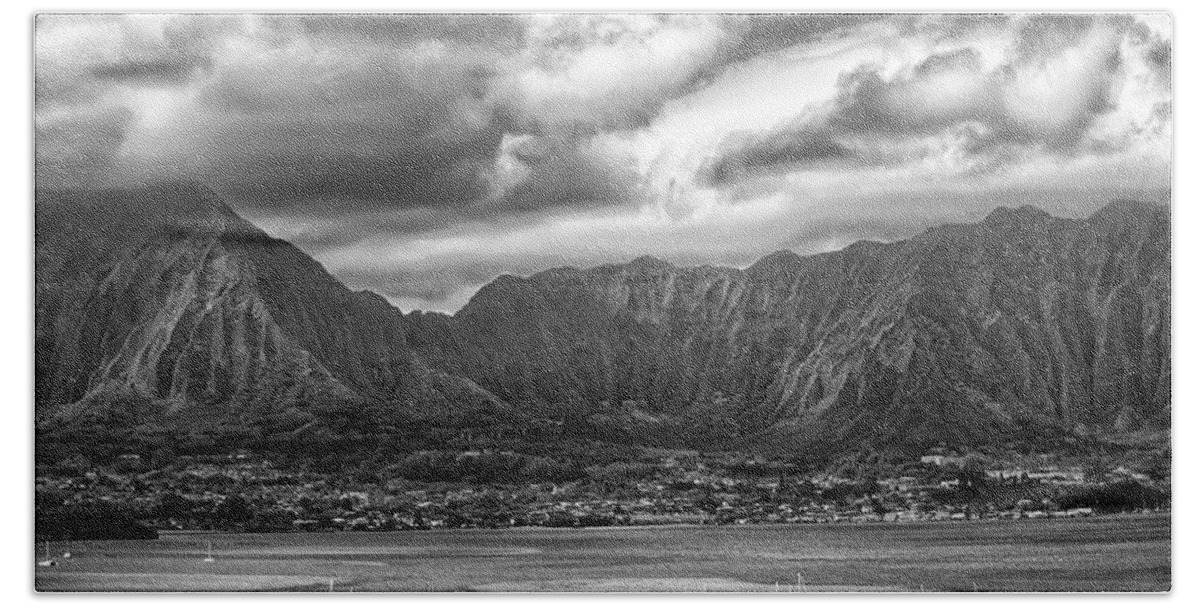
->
[35, 14, 245, 187]
[37, 14, 242, 102]
[36, 105, 136, 188]
[493, 14, 733, 134]
[320, 172, 1170, 313]
[116, 23, 513, 212]
[35, 13, 1172, 312]
[700, 127, 860, 186]
[720, 13, 890, 62]
[38, 14, 685, 219]
[480, 133, 641, 213]
[277, 13, 527, 49]
[700, 14, 1159, 186]
[90, 57, 211, 87]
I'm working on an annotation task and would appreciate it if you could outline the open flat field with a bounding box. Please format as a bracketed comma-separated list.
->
[34, 513, 1170, 592]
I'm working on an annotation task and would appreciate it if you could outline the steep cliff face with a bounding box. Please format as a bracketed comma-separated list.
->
[409, 201, 1170, 448]
[35, 183, 500, 421]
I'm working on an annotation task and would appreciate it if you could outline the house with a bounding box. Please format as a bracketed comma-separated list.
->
[986, 469, 1025, 481]
[1027, 469, 1086, 484]
[921, 455, 965, 467]
[1109, 466, 1151, 482]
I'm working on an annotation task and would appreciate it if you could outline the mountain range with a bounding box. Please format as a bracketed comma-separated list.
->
[34, 183, 1171, 457]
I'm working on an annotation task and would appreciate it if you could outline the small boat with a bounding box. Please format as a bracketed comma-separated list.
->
[37, 541, 58, 567]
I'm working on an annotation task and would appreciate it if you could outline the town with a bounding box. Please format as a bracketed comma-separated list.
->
[36, 445, 1170, 536]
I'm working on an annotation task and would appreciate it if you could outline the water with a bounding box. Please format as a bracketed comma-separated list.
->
[35, 513, 1170, 592]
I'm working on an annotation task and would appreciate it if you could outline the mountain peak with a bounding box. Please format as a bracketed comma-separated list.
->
[748, 249, 804, 273]
[36, 181, 258, 241]
[628, 255, 672, 271]
[982, 204, 1052, 225]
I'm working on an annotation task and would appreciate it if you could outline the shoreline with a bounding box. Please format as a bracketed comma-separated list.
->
[151, 509, 1170, 537]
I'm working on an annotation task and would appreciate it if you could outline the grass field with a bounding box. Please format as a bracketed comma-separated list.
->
[34, 512, 1170, 592]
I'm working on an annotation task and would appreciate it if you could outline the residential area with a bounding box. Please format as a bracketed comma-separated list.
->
[36, 445, 1170, 534]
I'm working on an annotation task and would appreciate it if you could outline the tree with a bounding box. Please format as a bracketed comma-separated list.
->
[36, 501, 158, 541]
[213, 495, 252, 527]
[155, 491, 198, 521]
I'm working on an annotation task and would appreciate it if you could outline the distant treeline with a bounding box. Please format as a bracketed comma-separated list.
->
[35, 500, 158, 542]
[1057, 481, 1170, 513]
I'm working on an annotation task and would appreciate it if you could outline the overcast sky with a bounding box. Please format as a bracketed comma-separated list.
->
[36, 13, 1172, 312]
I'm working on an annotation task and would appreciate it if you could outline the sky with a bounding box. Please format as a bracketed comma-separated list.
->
[35, 13, 1172, 312]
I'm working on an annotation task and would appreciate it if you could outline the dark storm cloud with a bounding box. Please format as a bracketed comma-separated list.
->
[38, 14, 655, 223]
[187, 78, 637, 223]
[40, 14, 243, 96]
[36, 14, 891, 219]
[280, 13, 528, 49]
[181, 54, 511, 213]
[700, 127, 859, 186]
[212, 140, 502, 214]
[137, 25, 518, 215]
[721, 13, 887, 62]
[36, 106, 136, 189]
[91, 57, 212, 87]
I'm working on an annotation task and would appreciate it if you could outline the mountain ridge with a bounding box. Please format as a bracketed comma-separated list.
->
[408, 199, 1170, 451]
[35, 184, 1170, 456]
